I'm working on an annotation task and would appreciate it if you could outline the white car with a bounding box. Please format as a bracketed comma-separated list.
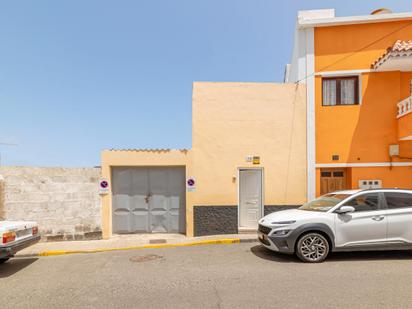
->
[0, 221, 40, 263]
[258, 189, 412, 263]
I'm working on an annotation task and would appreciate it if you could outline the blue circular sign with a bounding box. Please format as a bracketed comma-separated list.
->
[100, 180, 108, 188]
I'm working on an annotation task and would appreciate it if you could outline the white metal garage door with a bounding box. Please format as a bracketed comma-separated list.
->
[112, 167, 186, 234]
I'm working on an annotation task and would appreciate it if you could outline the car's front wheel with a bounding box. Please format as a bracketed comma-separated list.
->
[296, 233, 329, 263]
[0, 258, 9, 264]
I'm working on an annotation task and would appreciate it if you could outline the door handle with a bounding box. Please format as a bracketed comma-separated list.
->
[372, 216, 384, 221]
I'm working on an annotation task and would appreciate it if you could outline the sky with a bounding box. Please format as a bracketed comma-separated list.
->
[0, 0, 411, 167]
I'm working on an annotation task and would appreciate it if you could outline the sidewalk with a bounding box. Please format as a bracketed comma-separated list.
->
[17, 233, 258, 257]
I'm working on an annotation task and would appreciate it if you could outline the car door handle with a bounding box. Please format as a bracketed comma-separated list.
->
[372, 216, 385, 221]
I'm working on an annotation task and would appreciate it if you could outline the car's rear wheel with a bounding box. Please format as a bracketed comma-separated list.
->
[296, 233, 329, 263]
[0, 258, 9, 264]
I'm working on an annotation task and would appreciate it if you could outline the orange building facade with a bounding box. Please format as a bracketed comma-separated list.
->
[287, 9, 412, 199]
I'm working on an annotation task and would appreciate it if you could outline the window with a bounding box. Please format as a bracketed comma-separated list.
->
[322, 76, 359, 106]
[343, 193, 380, 212]
[384, 192, 412, 209]
[321, 171, 331, 177]
[299, 193, 351, 212]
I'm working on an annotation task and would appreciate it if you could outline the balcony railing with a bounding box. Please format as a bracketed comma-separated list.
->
[398, 95, 412, 118]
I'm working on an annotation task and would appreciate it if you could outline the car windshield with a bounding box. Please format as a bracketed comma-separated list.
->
[299, 194, 351, 212]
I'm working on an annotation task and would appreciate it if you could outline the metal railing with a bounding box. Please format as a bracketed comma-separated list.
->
[397, 95, 412, 118]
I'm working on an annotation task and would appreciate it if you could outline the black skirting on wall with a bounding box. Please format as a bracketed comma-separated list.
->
[194, 206, 238, 236]
[193, 205, 300, 236]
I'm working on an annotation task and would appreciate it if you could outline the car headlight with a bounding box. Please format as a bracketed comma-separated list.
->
[273, 229, 291, 236]
[271, 220, 296, 225]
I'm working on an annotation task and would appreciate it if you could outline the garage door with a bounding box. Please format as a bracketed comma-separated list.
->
[112, 167, 186, 234]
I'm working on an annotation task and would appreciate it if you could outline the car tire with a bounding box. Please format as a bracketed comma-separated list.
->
[296, 233, 330, 263]
[0, 258, 9, 264]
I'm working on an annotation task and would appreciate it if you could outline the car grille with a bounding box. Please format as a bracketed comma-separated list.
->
[258, 224, 272, 235]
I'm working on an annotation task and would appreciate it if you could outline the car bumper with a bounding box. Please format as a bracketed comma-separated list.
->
[258, 225, 298, 254]
[258, 230, 295, 254]
[258, 231, 279, 251]
[0, 235, 41, 259]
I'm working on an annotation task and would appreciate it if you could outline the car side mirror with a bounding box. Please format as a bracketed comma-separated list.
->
[335, 206, 355, 214]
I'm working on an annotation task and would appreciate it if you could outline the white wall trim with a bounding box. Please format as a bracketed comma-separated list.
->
[316, 162, 412, 168]
[400, 135, 412, 141]
[315, 69, 373, 76]
[305, 27, 316, 201]
[298, 12, 412, 29]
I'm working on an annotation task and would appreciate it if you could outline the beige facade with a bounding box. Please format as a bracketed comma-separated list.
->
[101, 82, 306, 238]
[191, 82, 306, 206]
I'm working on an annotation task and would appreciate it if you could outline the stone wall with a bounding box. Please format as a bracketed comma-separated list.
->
[193, 206, 238, 236]
[0, 166, 102, 241]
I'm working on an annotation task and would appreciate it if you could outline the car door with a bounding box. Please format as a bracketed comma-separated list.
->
[384, 191, 412, 244]
[334, 192, 387, 248]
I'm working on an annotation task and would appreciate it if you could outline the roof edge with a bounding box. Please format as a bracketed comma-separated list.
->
[104, 148, 190, 153]
[298, 11, 412, 29]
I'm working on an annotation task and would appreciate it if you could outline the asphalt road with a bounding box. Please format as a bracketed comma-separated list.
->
[2, 243, 412, 309]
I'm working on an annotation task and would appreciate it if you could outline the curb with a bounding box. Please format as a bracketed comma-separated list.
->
[239, 238, 258, 243]
[21, 237, 258, 257]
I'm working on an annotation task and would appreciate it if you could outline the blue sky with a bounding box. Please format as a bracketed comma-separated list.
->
[0, 0, 411, 167]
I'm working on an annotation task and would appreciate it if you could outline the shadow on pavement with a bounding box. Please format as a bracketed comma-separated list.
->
[326, 250, 412, 262]
[0, 258, 38, 278]
[251, 244, 412, 263]
[250, 245, 300, 263]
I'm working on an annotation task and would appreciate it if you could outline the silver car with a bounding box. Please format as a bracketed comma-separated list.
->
[258, 189, 412, 262]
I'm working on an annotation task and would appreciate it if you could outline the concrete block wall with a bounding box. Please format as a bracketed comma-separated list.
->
[0, 166, 102, 241]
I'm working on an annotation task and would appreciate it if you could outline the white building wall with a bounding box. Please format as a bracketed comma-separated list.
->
[286, 9, 335, 200]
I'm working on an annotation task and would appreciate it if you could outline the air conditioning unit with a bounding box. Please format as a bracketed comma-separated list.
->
[358, 180, 382, 189]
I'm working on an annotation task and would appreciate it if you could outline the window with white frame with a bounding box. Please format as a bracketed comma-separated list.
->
[322, 76, 359, 106]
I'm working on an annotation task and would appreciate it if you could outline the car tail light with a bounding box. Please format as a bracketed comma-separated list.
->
[32, 226, 38, 235]
[2, 232, 16, 244]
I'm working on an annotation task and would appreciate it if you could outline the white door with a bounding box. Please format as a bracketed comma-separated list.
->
[335, 192, 387, 247]
[239, 169, 263, 229]
[384, 192, 412, 243]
